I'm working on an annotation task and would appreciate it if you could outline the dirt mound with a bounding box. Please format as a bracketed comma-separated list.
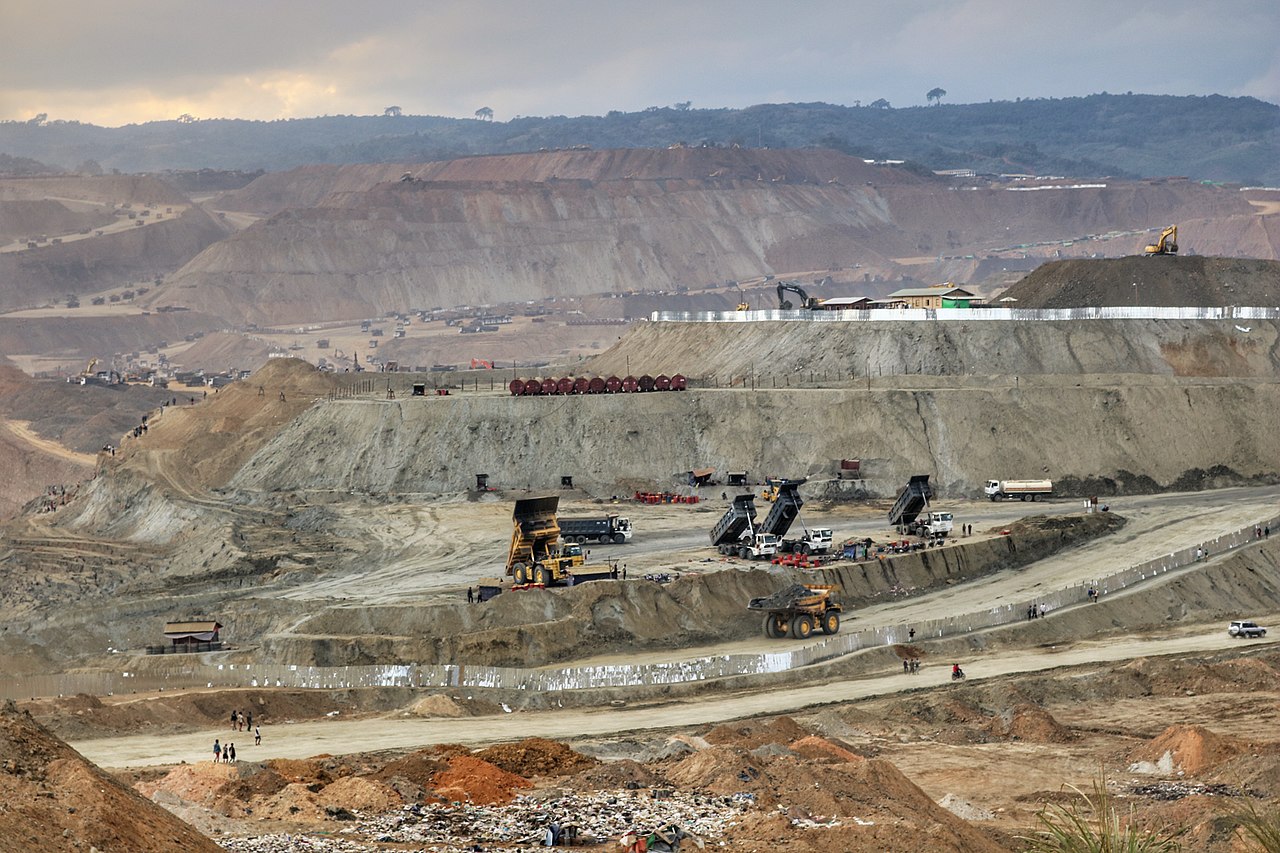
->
[986, 704, 1075, 743]
[704, 715, 811, 749]
[664, 745, 1005, 851]
[367, 748, 450, 790]
[1128, 725, 1254, 775]
[0, 700, 220, 853]
[475, 737, 597, 777]
[787, 734, 865, 763]
[265, 756, 334, 786]
[1001, 256, 1280, 308]
[431, 754, 533, 804]
[567, 758, 665, 790]
[316, 774, 400, 812]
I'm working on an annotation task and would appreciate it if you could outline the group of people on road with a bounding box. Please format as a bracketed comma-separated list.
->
[212, 739, 235, 763]
[213, 709, 262, 760]
[1026, 602, 1047, 620]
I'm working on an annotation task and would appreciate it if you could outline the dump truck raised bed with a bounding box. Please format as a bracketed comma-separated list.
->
[758, 479, 832, 554]
[748, 583, 842, 639]
[709, 495, 778, 559]
[506, 496, 583, 586]
[888, 475, 933, 528]
[711, 495, 759, 550]
[984, 479, 1053, 501]
[560, 514, 633, 544]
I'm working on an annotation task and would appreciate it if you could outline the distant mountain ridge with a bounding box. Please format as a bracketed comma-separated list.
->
[1, 94, 1276, 183]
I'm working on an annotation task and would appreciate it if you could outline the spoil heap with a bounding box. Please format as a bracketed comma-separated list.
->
[0, 700, 219, 853]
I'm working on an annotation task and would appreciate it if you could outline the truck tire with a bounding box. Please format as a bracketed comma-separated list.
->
[513, 564, 528, 585]
[798, 542, 810, 555]
[1031, 494, 1039, 502]
[613, 533, 626, 544]
[575, 536, 588, 544]
[1021, 494, 1029, 501]
[739, 547, 750, 560]
[821, 611, 840, 635]
[763, 614, 785, 638]
[789, 614, 814, 639]
[534, 565, 550, 586]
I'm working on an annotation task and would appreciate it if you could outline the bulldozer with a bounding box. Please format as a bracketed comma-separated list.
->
[1144, 225, 1178, 256]
[506, 496, 585, 586]
[748, 583, 842, 639]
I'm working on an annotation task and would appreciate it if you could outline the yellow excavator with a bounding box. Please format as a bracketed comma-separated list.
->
[1144, 225, 1178, 256]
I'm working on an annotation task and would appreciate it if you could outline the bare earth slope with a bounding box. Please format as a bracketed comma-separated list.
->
[0, 701, 220, 853]
[156, 148, 1259, 325]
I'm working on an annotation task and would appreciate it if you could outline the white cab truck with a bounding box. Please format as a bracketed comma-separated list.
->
[780, 527, 834, 555]
[910, 511, 954, 538]
[736, 532, 780, 560]
[984, 479, 1054, 502]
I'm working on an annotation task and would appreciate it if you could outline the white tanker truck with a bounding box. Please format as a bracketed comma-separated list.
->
[984, 479, 1054, 501]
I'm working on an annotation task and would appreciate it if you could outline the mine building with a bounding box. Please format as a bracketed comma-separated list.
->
[152, 619, 224, 654]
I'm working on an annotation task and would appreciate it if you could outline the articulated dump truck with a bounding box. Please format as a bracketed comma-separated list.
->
[507, 496, 583, 586]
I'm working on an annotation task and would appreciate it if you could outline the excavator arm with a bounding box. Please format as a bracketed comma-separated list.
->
[776, 281, 818, 310]
[1144, 225, 1178, 256]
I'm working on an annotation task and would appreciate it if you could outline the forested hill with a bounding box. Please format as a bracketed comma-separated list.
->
[1, 93, 1276, 184]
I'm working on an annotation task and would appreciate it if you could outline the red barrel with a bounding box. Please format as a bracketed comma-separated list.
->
[541, 378, 557, 394]
[654, 374, 671, 391]
[557, 377, 574, 395]
[588, 376, 606, 394]
[605, 376, 622, 393]
[671, 374, 687, 391]
[638, 374, 655, 392]
[622, 375, 638, 392]
[573, 376, 590, 394]
[509, 379, 525, 396]
[524, 378, 541, 395]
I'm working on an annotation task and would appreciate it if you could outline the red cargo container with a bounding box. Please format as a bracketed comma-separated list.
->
[540, 378, 557, 394]
[573, 376, 590, 394]
[588, 376, 606, 394]
[621, 375, 638, 392]
[605, 376, 622, 393]
[509, 379, 525, 396]
[524, 379, 541, 395]
[557, 377, 574, 395]
[638, 374, 655, 392]
[671, 374, 687, 391]
[654, 374, 671, 391]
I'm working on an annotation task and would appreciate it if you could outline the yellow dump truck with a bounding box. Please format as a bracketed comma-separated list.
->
[506, 496, 585, 586]
[748, 583, 842, 639]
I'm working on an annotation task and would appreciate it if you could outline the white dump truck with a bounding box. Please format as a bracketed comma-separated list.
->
[984, 479, 1054, 501]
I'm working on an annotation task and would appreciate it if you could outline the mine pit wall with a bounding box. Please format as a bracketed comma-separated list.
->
[584, 318, 1280, 381]
[229, 379, 1280, 500]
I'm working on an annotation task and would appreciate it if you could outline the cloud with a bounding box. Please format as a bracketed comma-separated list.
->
[0, 0, 1275, 126]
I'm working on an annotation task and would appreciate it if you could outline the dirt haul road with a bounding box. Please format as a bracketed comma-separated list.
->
[72, 626, 1274, 769]
[268, 484, 1280, 611]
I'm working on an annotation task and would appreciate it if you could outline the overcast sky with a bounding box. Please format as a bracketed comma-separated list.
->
[2, 0, 1277, 126]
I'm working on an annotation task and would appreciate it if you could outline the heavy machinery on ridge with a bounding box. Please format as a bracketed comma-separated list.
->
[1144, 225, 1179, 256]
[776, 281, 819, 310]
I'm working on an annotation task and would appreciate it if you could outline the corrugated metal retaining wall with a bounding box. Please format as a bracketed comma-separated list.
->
[650, 307, 1280, 323]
